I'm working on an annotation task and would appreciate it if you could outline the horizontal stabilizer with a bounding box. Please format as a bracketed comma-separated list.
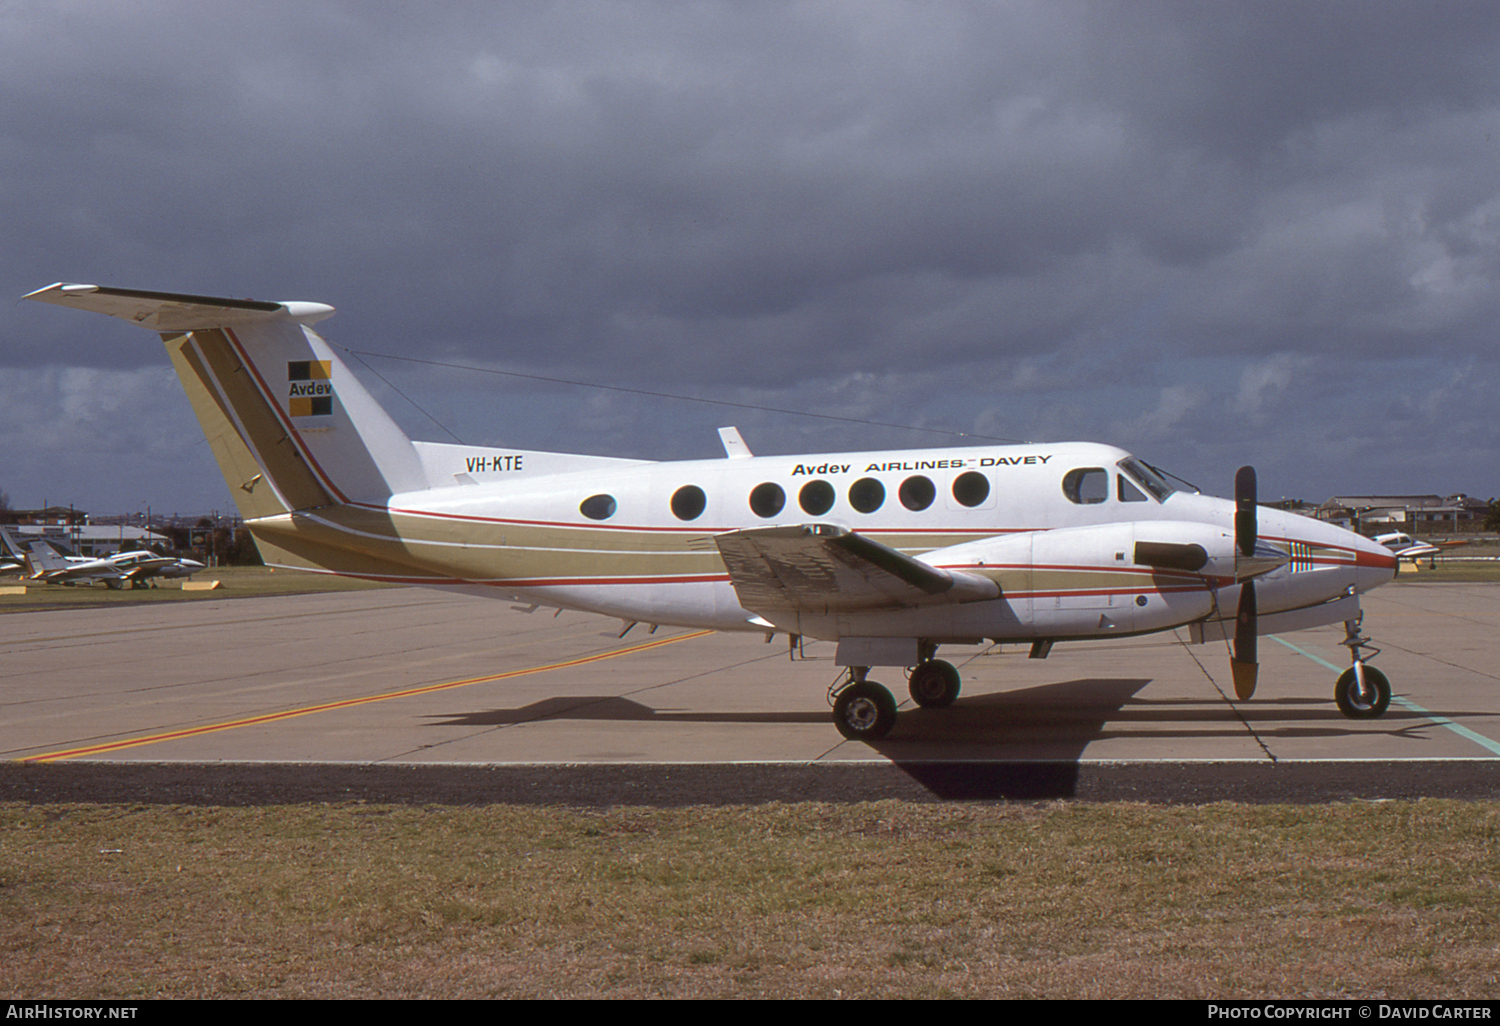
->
[20, 539, 68, 573]
[24, 283, 334, 330]
[28, 281, 428, 508]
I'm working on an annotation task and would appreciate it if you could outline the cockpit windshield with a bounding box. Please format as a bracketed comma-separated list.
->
[1117, 457, 1175, 502]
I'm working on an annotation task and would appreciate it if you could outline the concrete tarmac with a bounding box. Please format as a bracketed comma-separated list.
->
[2, 578, 1498, 803]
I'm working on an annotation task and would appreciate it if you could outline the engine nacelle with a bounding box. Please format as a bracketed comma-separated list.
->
[921, 521, 1238, 638]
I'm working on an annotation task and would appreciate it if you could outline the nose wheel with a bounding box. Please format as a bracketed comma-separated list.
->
[1335, 664, 1391, 718]
[1335, 615, 1391, 719]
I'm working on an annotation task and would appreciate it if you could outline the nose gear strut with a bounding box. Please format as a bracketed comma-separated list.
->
[1334, 611, 1391, 719]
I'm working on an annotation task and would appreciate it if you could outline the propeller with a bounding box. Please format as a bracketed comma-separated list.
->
[1230, 466, 1259, 700]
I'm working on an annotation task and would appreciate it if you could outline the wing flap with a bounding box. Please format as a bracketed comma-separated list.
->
[715, 524, 999, 618]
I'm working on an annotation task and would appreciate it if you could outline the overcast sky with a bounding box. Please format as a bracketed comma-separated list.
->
[5, 0, 1498, 517]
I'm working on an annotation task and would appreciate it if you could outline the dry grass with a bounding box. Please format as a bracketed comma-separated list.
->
[3, 800, 1499, 998]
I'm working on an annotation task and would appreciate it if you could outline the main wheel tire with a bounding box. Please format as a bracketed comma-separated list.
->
[1334, 664, 1391, 719]
[833, 681, 898, 741]
[908, 660, 961, 708]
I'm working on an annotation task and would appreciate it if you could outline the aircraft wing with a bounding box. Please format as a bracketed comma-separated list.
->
[714, 524, 999, 619]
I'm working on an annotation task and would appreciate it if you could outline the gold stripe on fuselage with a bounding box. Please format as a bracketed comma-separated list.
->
[249, 503, 1003, 586]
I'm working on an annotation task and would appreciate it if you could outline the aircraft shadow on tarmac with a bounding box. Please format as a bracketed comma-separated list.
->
[424, 678, 1459, 800]
[430, 677, 1439, 746]
[430, 677, 1158, 732]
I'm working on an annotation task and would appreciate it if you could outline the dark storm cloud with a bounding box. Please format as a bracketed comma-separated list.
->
[4, 1, 1499, 510]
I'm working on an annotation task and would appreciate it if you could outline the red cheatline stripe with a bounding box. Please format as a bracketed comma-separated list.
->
[21, 628, 714, 763]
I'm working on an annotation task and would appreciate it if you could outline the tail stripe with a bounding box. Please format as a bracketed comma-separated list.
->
[168, 329, 335, 513]
[219, 326, 352, 505]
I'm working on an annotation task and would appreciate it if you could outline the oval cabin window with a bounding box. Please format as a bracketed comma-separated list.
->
[749, 482, 785, 518]
[580, 494, 617, 520]
[951, 471, 990, 507]
[799, 480, 835, 516]
[848, 477, 885, 513]
[899, 475, 936, 511]
[670, 485, 707, 521]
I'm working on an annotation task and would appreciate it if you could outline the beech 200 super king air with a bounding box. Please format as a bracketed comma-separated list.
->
[25, 283, 1401, 740]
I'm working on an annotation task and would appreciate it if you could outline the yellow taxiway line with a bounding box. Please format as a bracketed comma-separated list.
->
[22, 628, 714, 763]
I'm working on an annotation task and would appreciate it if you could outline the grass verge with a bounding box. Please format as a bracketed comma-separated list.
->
[3, 799, 1498, 998]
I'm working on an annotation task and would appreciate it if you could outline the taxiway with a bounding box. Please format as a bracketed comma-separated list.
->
[2, 579, 1497, 803]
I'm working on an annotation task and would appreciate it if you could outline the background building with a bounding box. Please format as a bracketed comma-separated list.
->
[1315, 495, 1491, 535]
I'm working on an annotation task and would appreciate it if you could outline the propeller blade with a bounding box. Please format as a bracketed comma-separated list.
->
[1234, 465, 1257, 563]
[1230, 465, 1258, 699]
[1231, 578, 1258, 700]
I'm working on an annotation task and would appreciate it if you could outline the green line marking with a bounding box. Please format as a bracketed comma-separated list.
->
[1272, 635, 1500, 757]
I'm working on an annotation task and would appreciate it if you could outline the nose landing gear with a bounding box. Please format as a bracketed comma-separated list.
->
[1334, 614, 1391, 719]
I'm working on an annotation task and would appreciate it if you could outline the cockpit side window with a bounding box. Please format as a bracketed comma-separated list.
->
[1118, 475, 1148, 502]
[1117, 457, 1174, 502]
[1062, 468, 1108, 504]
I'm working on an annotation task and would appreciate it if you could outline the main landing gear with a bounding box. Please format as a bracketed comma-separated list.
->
[831, 672, 898, 741]
[829, 656, 962, 740]
[1333, 614, 1391, 719]
[907, 658, 962, 708]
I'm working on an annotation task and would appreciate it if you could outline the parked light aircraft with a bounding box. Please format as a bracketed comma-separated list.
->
[26, 283, 1400, 738]
[4, 530, 206, 588]
[1372, 532, 1461, 563]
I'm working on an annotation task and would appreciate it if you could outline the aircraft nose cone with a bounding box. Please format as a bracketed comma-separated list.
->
[1351, 532, 1398, 593]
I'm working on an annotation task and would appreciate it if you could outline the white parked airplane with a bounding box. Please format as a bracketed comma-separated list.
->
[6, 531, 205, 588]
[1373, 532, 1445, 562]
[26, 283, 1399, 738]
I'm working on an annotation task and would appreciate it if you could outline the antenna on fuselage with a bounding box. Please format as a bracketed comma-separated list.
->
[718, 426, 754, 459]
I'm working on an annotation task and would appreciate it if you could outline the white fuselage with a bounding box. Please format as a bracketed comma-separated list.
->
[368, 440, 1394, 641]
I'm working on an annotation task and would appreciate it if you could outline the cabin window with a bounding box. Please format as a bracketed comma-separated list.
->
[952, 471, 990, 508]
[899, 475, 935, 511]
[671, 484, 706, 521]
[749, 482, 785, 518]
[848, 477, 885, 513]
[1118, 475, 1148, 502]
[799, 480, 835, 516]
[1062, 468, 1108, 504]
[580, 494, 617, 520]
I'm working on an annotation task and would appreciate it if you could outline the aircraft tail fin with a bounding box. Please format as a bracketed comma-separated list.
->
[21, 539, 68, 574]
[25, 284, 428, 517]
[0, 528, 35, 575]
